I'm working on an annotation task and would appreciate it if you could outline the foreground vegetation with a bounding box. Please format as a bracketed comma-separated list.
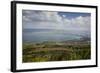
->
[23, 41, 91, 63]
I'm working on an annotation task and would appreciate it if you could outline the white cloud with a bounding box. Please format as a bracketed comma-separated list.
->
[22, 10, 91, 34]
[62, 15, 67, 18]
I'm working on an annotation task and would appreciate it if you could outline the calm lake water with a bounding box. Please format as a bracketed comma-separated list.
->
[23, 29, 84, 43]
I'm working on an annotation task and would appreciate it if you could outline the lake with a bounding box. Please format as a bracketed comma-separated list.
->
[23, 29, 86, 43]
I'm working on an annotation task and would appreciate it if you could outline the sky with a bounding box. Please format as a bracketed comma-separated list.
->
[22, 10, 91, 33]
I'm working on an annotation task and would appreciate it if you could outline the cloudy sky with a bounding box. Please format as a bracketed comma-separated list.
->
[22, 10, 91, 33]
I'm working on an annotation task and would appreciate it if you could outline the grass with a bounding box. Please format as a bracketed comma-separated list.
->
[22, 41, 91, 63]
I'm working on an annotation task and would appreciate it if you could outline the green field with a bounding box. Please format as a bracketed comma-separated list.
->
[23, 41, 91, 63]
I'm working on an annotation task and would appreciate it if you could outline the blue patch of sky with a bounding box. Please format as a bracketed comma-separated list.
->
[58, 12, 91, 19]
